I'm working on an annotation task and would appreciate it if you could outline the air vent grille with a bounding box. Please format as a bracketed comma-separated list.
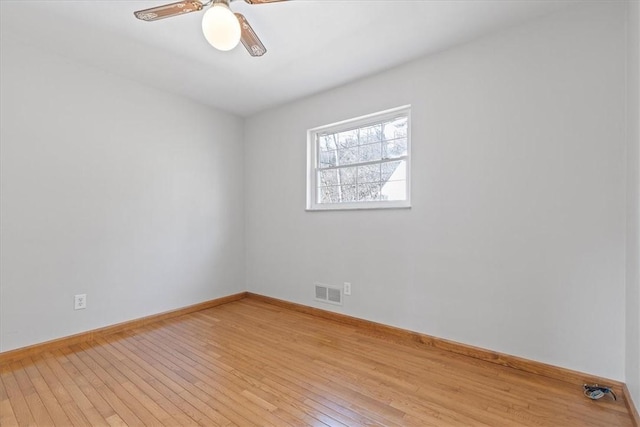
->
[327, 287, 341, 304]
[315, 285, 327, 300]
[314, 283, 342, 306]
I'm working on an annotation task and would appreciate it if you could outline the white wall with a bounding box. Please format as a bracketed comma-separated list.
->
[626, 0, 640, 413]
[0, 36, 245, 352]
[245, 2, 627, 380]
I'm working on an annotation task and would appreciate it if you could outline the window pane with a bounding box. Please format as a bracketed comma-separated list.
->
[319, 150, 337, 168]
[318, 186, 339, 203]
[360, 124, 382, 144]
[381, 180, 406, 201]
[381, 160, 406, 182]
[383, 138, 407, 159]
[339, 167, 357, 185]
[318, 170, 339, 186]
[338, 148, 358, 166]
[358, 142, 382, 163]
[358, 164, 381, 184]
[337, 129, 358, 149]
[340, 184, 357, 202]
[357, 183, 381, 201]
[318, 135, 328, 152]
[383, 117, 408, 141]
[318, 185, 357, 203]
[319, 134, 338, 151]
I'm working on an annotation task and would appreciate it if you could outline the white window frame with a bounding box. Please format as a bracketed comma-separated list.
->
[306, 105, 412, 211]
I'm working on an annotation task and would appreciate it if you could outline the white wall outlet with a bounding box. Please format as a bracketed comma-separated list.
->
[344, 282, 351, 296]
[74, 294, 87, 310]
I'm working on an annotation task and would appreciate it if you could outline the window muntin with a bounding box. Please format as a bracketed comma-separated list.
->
[307, 106, 411, 210]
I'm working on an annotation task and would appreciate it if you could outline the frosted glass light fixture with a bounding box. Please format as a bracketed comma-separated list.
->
[202, 0, 241, 51]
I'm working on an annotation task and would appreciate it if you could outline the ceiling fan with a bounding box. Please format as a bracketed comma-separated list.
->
[134, 0, 286, 56]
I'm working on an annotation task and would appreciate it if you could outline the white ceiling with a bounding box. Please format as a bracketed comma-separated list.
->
[0, 0, 577, 116]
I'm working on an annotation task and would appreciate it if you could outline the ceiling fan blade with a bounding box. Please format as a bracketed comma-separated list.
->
[243, 0, 287, 4]
[134, 1, 204, 21]
[235, 14, 267, 57]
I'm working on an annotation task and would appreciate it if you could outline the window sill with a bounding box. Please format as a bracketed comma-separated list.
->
[306, 202, 412, 212]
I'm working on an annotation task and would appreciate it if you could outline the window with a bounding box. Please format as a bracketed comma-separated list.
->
[307, 105, 411, 210]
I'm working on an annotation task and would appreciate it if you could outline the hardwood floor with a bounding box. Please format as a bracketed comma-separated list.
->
[1, 298, 634, 426]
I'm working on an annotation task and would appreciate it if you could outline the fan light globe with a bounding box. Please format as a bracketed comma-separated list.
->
[202, 3, 241, 51]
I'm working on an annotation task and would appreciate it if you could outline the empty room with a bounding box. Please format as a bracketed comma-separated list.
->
[1, 0, 639, 425]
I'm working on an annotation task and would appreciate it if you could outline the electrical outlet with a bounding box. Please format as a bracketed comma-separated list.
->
[344, 282, 351, 296]
[74, 294, 87, 310]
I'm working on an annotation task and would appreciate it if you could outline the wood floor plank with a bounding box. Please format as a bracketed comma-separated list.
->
[76, 341, 184, 426]
[0, 298, 634, 426]
[10, 361, 55, 426]
[145, 323, 344, 427]
[89, 338, 201, 427]
[143, 325, 339, 427]
[20, 358, 74, 426]
[31, 353, 96, 427]
[99, 340, 221, 426]
[0, 372, 21, 426]
[61, 346, 144, 426]
[186, 309, 437, 426]
[1, 364, 37, 426]
[160, 320, 386, 426]
[73, 342, 164, 426]
[104, 413, 127, 427]
[169, 312, 408, 426]
[108, 334, 237, 426]
[128, 334, 285, 427]
[52, 348, 118, 424]
[131, 332, 308, 426]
